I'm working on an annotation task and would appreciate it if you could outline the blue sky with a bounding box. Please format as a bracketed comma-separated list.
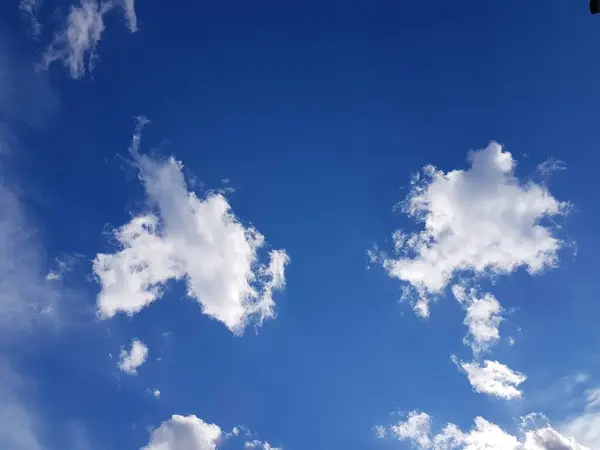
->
[1, 1, 600, 449]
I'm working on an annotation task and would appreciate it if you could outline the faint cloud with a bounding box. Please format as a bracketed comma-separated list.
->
[19, 0, 44, 38]
[40, 0, 138, 79]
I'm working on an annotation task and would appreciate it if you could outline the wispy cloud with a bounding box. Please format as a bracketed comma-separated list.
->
[40, 0, 138, 79]
[19, 0, 44, 38]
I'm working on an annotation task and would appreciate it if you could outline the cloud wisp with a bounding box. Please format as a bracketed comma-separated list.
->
[93, 119, 290, 333]
[40, 0, 138, 79]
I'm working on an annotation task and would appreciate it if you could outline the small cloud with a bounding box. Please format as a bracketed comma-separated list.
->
[45, 253, 82, 281]
[142, 415, 221, 450]
[152, 389, 160, 399]
[245, 440, 282, 450]
[452, 285, 504, 355]
[452, 356, 526, 400]
[118, 338, 148, 375]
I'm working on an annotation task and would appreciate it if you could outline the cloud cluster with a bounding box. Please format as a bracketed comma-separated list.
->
[93, 120, 289, 333]
[41, 0, 138, 79]
[142, 415, 281, 450]
[117, 338, 148, 375]
[374, 142, 567, 318]
[378, 410, 588, 450]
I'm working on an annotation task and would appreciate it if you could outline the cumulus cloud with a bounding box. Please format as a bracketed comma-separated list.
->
[117, 338, 148, 375]
[452, 357, 527, 400]
[373, 142, 567, 317]
[452, 285, 504, 355]
[41, 0, 138, 79]
[378, 410, 588, 450]
[93, 119, 290, 333]
[142, 415, 222, 450]
[142, 415, 223, 450]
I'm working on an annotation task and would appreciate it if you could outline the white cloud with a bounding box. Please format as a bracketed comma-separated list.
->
[374, 142, 567, 317]
[453, 357, 526, 400]
[93, 120, 290, 333]
[452, 285, 503, 355]
[245, 440, 282, 450]
[118, 338, 148, 375]
[152, 389, 160, 399]
[558, 387, 600, 448]
[379, 410, 588, 450]
[142, 415, 222, 450]
[560, 412, 600, 449]
[41, 0, 137, 79]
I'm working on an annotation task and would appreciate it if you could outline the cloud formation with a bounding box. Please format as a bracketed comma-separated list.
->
[118, 338, 148, 375]
[559, 386, 600, 448]
[142, 415, 222, 450]
[373, 142, 567, 317]
[41, 0, 138, 79]
[453, 357, 527, 400]
[93, 120, 290, 333]
[378, 410, 588, 450]
[452, 285, 504, 355]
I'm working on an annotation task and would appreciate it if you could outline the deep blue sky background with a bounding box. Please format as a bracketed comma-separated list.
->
[2, 1, 600, 449]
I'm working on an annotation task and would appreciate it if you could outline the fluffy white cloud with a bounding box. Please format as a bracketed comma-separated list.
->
[41, 0, 137, 79]
[93, 120, 290, 333]
[452, 285, 503, 355]
[453, 357, 526, 400]
[118, 338, 148, 375]
[373, 142, 567, 317]
[378, 410, 588, 450]
[142, 415, 222, 450]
